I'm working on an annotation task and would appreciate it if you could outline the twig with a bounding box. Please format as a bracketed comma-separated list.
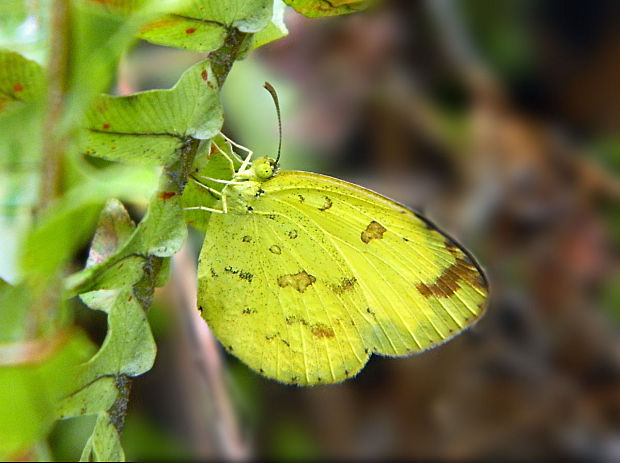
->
[172, 245, 250, 460]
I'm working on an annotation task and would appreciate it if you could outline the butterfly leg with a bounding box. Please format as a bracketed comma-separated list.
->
[211, 139, 236, 177]
[220, 132, 253, 158]
[192, 175, 246, 186]
[219, 132, 254, 175]
[183, 206, 225, 214]
[189, 176, 223, 199]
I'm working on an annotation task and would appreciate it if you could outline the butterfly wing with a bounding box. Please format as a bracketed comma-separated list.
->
[198, 171, 488, 385]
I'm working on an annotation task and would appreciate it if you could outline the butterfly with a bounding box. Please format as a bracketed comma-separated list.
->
[184, 84, 489, 386]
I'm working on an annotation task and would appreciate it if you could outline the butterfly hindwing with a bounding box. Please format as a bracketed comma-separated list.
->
[198, 209, 370, 385]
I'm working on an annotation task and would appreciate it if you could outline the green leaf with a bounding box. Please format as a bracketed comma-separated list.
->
[57, 377, 118, 418]
[0, 282, 31, 343]
[81, 59, 223, 165]
[0, 50, 46, 115]
[0, 51, 46, 222]
[79, 412, 124, 462]
[182, 134, 243, 233]
[20, 166, 158, 279]
[79, 288, 156, 380]
[138, 16, 227, 52]
[73, 200, 146, 291]
[0, 331, 95, 460]
[66, 172, 188, 296]
[253, 0, 289, 49]
[283, 0, 372, 17]
[57, 193, 160, 461]
[63, 0, 192, 134]
[86, 200, 136, 268]
[137, 0, 273, 51]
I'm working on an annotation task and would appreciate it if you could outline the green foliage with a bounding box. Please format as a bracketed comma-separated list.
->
[283, 0, 372, 17]
[0, 0, 372, 460]
[0, 331, 95, 460]
[81, 59, 222, 165]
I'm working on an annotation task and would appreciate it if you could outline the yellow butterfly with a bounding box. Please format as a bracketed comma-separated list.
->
[187, 84, 488, 386]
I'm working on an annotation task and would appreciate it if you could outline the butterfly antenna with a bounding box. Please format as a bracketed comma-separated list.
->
[263, 81, 282, 164]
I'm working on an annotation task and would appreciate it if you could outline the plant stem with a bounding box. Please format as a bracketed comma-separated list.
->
[105, 25, 251, 448]
[209, 29, 252, 88]
[38, 0, 70, 215]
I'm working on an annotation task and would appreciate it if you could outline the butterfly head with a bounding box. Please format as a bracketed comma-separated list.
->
[252, 157, 278, 181]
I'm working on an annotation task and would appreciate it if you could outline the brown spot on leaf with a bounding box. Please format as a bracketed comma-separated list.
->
[13, 83, 23, 92]
[242, 235, 251, 243]
[201, 69, 208, 81]
[288, 230, 298, 239]
[311, 323, 335, 338]
[110, 146, 117, 150]
[416, 256, 486, 298]
[331, 277, 357, 294]
[277, 270, 316, 293]
[361, 221, 387, 243]
[102, 123, 110, 130]
[158, 191, 176, 200]
[269, 245, 281, 255]
[185, 27, 196, 34]
[318, 196, 332, 211]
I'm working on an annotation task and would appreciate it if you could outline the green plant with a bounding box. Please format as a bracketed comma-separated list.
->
[0, 0, 370, 460]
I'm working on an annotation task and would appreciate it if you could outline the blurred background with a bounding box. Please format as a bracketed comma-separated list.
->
[24, 0, 619, 459]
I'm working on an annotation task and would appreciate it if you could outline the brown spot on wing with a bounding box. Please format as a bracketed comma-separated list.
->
[311, 323, 335, 338]
[331, 277, 357, 294]
[361, 221, 387, 243]
[318, 196, 332, 211]
[277, 270, 316, 293]
[416, 255, 486, 298]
